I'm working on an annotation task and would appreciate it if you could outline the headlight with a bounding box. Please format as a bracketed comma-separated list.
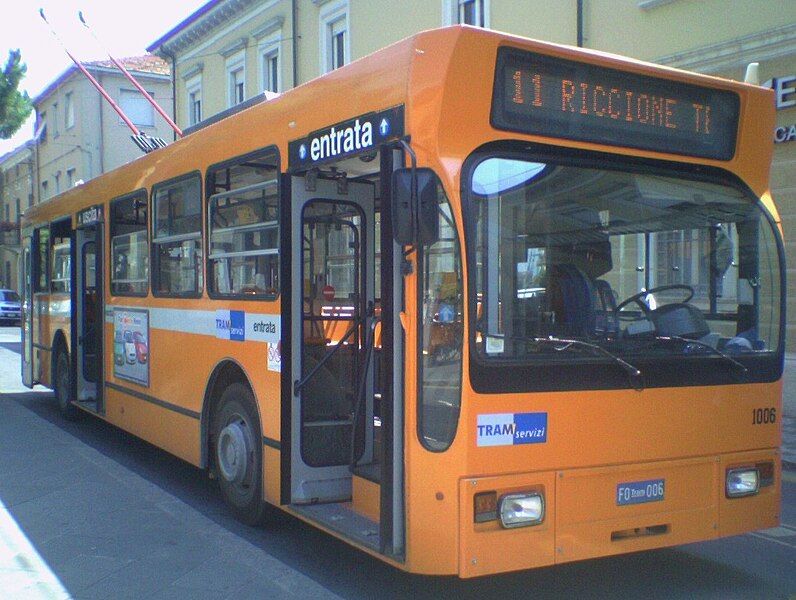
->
[498, 492, 544, 528]
[726, 468, 760, 498]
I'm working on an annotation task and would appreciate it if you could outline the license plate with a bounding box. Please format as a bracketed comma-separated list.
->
[616, 478, 665, 506]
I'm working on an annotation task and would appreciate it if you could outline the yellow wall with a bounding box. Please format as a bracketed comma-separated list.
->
[586, 0, 790, 60]
[759, 55, 796, 349]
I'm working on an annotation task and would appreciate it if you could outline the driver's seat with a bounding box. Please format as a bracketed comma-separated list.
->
[547, 264, 595, 337]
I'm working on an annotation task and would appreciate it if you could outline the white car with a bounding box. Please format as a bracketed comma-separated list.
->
[0, 289, 21, 325]
[123, 330, 137, 365]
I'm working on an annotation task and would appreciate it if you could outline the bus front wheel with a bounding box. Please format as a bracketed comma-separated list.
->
[212, 383, 267, 525]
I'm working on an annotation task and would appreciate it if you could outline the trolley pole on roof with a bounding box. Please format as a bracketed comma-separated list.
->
[38, 8, 167, 154]
[79, 11, 183, 139]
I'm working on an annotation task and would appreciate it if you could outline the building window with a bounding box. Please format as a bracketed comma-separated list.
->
[67, 168, 76, 189]
[443, 0, 489, 27]
[260, 44, 280, 93]
[120, 89, 155, 127]
[52, 102, 59, 137]
[186, 75, 202, 126]
[320, 1, 349, 74]
[54, 172, 61, 195]
[65, 92, 75, 129]
[28, 193, 33, 208]
[38, 112, 47, 144]
[226, 51, 246, 107]
[41, 180, 48, 199]
[152, 174, 203, 296]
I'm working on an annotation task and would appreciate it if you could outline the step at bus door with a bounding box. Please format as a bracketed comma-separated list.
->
[75, 223, 103, 412]
[290, 175, 375, 504]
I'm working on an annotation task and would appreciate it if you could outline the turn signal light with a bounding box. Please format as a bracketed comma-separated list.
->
[474, 491, 498, 523]
[756, 461, 775, 488]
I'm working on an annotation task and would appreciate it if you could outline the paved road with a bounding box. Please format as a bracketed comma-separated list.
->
[0, 326, 794, 599]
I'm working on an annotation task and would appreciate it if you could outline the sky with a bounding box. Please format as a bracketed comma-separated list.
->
[0, 0, 208, 155]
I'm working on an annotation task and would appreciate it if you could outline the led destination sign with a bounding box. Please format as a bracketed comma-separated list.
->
[492, 47, 741, 160]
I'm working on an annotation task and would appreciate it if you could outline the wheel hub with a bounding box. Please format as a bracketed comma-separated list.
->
[217, 419, 251, 484]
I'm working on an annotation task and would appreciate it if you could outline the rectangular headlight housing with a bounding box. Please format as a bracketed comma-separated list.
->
[498, 492, 544, 528]
[726, 467, 760, 498]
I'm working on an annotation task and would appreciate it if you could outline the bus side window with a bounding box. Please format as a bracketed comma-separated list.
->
[111, 191, 149, 296]
[50, 218, 72, 294]
[419, 181, 463, 452]
[33, 226, 50, 293]
[206, 148, 280, 299]
[151, 175, 203, 297]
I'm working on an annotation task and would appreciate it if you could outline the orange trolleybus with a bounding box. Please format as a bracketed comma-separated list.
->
[20, 26, 783, 577]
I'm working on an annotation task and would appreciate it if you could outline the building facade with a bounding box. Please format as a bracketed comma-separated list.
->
[33, 56, 175, 203]
[0, 57, 175, 293]
[146, 0, 795, 347]
[0, 142, 36, 291]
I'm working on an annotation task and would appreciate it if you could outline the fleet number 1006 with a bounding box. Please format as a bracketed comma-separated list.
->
[752, 407, 776, 425]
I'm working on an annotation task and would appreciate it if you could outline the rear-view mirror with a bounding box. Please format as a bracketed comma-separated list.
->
[391, 167, 440, 246]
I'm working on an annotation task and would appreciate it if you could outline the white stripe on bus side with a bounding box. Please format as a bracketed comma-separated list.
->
[105, 306, 280, 343]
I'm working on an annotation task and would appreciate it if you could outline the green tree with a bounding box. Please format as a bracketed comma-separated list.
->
[0, 49, 33, 139]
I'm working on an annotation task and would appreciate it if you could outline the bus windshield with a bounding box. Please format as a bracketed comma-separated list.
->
[468, 152, 782, 381]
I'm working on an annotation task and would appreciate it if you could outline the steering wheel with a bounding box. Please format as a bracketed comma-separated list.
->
[615, 284, 695, 315]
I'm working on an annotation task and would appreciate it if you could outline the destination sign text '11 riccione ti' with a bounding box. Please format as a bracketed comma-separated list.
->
[491, 47, 741, 160]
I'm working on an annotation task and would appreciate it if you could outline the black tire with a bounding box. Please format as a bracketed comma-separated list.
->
[53, 345, 79, 420]
[212, 383, 267, 525]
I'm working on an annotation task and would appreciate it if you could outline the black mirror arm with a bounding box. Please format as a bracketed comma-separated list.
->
[398, 138, 418, 245]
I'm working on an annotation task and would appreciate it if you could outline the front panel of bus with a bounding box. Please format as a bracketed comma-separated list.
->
[402, 31, 783, 577]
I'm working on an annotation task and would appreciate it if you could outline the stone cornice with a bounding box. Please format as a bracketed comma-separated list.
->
[219, 37, 249, 58]
[655, 24, 796, 74]
[252, 16, 285, 41]
[181, 63, 204, 81]
[153, 0, 259, 56]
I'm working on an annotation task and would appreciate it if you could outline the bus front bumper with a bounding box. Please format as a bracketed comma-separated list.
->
[457, 449, 780, 578]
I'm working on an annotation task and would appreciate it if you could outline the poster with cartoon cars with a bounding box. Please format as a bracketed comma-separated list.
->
[113, 308, 149, 386]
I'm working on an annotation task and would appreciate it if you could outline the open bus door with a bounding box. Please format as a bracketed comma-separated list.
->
[290, 176, 376, 503]
[74, 208, 104, 413]
[287, 165, 407, 556]
[20, 233, 34, 387]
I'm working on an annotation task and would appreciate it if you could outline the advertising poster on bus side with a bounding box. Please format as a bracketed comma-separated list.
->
[113, 308, 150, 386]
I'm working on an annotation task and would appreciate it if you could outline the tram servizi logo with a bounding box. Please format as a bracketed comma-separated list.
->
[476, 412, 547, 447]
[215, 309, 245, 342]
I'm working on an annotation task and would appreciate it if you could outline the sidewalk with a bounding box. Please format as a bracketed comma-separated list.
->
[0, 339, 342, 599]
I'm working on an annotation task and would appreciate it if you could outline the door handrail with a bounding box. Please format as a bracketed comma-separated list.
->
[293, 315, 362, 396]
[350, 314, 380, 472]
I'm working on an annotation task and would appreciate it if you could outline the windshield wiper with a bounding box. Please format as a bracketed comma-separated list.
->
[648, 334, 748, 377]
[493, 334, 644, 391]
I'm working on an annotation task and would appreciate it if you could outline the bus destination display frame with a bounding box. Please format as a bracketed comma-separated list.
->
[491, 46, 741, 161]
